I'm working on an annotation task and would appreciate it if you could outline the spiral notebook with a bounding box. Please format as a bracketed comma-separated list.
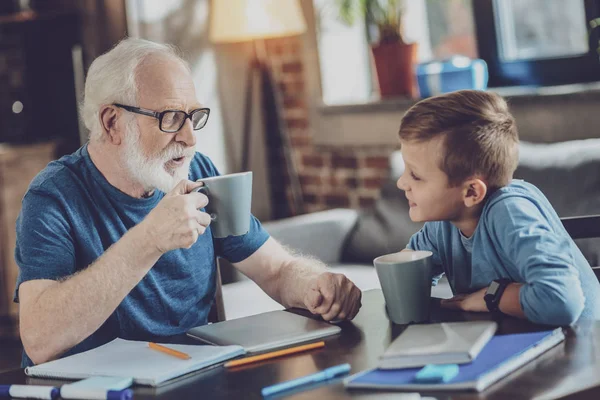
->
[24, 338, 245, 387]
[345, 329, 565, 392]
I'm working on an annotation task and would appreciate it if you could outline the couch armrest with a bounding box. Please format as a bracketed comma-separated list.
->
[263, 208, 359, 264]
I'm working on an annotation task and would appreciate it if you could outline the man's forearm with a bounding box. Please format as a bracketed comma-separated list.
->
[20, 223, 161, 364]
[232, 239, 326, 309]
[277, 257, 325, 309]
[234, 238, 362, 321]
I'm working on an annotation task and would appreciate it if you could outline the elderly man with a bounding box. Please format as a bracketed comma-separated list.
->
[14, 38, 362, 367]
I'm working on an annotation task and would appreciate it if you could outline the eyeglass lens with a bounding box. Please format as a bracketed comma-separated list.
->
[160, 110, 209, 132]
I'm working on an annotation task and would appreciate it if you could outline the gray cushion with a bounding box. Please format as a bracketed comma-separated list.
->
[342, 139, 600, 266]
[340, 176, 423, 264]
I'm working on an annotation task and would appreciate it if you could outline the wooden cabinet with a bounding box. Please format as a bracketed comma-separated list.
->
[0, 142, 55, 338]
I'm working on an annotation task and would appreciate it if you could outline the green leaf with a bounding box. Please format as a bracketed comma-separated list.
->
[336, 0, 405, 44]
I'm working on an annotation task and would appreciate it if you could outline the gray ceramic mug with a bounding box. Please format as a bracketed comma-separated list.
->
[373, 250, 434, 324]
[192, 171, 253, 238]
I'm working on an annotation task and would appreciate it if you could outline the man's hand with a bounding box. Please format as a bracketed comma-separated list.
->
[142, 180, 212, 254]
[303, 272, 362, 321]
[440, 287, 488, 312]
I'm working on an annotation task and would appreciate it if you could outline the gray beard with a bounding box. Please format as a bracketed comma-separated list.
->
[121, 122, 193, 193]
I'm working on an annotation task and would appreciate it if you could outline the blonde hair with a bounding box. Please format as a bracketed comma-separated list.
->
[399, 90, 519, 190]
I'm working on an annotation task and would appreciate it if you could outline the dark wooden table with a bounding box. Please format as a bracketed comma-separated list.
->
[2, 289, 600, 399]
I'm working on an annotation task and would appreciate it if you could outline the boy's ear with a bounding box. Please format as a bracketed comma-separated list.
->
[463, 178, 487, 208]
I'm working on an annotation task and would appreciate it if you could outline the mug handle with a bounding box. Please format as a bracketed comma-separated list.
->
[192, 186, 217, 221]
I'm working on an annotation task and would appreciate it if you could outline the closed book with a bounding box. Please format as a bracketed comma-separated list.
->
[379, 321, 497, 369]
[25, 338, 245, 386]
[346, 328, 565, 392]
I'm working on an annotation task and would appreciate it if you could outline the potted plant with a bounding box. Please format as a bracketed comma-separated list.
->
[337, 0, 417, 98]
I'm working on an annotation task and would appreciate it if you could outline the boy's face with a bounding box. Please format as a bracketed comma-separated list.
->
[397, 137, 467, 222]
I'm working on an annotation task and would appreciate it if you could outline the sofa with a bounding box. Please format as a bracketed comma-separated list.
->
[221, 138, 600, 320]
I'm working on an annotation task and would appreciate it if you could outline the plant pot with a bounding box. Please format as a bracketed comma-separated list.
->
[371, 42, 418, 98]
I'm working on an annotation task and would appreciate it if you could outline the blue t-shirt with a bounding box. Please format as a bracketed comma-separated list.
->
[14, 145, 270, 366]
[408, 180, 600, 326]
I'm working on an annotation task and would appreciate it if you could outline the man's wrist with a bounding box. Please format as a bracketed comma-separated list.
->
[126, 222, 164, 262]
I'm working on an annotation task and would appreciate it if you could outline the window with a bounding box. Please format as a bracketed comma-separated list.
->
[314, 0, 478, 104]
[314, 0, 600, 104]
[474, 0, 600, 86]
[425, 0, 478, 60]
[494, 0, 588, 62]
[313, 0, 372, 104]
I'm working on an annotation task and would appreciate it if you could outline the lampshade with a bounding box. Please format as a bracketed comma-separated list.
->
[210, 0, 307, 43]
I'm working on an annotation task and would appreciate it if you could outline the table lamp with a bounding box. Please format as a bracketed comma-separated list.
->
[210, 0, 306, 218]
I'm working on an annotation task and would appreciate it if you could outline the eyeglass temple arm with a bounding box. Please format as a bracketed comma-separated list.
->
[117, 104, 158, 118]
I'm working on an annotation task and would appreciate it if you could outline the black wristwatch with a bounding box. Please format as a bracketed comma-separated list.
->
[484, 279, 511, 314]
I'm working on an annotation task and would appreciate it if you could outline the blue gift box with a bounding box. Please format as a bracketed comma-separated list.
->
[416, 56, 488, 98]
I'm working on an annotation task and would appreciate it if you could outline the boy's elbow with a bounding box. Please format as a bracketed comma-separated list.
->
[542, 300, 583, 325]
[523, 284, 584, 326]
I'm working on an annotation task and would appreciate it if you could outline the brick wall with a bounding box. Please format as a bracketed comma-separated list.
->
[265, 37, 396, 216]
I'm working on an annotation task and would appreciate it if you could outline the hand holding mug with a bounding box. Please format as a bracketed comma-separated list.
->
[143, 179, 212, 254]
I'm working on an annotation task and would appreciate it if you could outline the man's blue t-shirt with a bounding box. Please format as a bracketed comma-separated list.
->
[14, 145, 270, 366]
[408, 180, 600, 326]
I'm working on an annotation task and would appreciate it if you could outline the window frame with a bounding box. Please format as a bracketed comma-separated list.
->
[473, 0, 600, 87]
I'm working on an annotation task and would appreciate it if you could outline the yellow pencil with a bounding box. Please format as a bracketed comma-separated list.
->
[149, 342, 191, 360]
[224, 341, 325, 368]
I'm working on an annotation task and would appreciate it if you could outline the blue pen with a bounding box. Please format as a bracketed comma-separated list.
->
[0, 384, 59, 400]
[261, 363, 351, 397]
[107, 389, 133, 400]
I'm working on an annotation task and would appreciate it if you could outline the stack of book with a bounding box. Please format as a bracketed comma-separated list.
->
[345, 321, 565, 392]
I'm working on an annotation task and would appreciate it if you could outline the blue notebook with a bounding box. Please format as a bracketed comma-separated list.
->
[345, 328, 564, 392]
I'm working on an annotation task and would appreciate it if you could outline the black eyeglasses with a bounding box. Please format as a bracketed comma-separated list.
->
[113, 103, 210, 133]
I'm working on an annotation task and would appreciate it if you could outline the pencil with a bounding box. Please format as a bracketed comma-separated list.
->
[224, 341, 325, 368]
[148, 342, 191, 360]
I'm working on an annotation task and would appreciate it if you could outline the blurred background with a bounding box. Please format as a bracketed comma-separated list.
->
[2, 0, 600, 369]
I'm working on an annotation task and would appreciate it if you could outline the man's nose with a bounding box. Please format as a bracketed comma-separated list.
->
[175, 118, 196, 147]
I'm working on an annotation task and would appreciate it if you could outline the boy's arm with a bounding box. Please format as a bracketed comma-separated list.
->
[406, 223, 444, 279]
[440, 283, 525, 318]
[489, 197, 585, 325]
[498, 283, 525, 317]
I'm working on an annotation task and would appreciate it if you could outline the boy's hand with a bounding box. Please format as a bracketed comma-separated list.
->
[440, 287, 488, 313]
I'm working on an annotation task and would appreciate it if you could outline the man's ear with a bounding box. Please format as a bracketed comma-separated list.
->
[99, 105, 123, 145]
[463, 178, 487, 208]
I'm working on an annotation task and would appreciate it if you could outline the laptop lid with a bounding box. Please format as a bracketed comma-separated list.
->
[187, 310, 341, 353]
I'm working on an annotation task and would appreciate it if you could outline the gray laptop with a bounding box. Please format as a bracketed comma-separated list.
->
[187, 310, 341, 353]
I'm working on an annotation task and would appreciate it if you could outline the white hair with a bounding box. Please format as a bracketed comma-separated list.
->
[81, 37, 190, 142]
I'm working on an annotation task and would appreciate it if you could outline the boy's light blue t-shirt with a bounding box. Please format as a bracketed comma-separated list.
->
[408, 180, 600, 326]
[14, 145, 269, 366]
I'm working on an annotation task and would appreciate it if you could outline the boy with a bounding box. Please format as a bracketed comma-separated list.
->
[398, 90, 600, 325]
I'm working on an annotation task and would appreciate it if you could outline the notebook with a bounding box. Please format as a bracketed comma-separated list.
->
[345, 328, 565, 392]
[379, 321, 497, 369]
[24, 338, 245, 387]
[187, 310, 341, 353]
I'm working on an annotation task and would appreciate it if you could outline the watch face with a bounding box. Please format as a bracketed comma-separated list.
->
[487, 281, 500, 295]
